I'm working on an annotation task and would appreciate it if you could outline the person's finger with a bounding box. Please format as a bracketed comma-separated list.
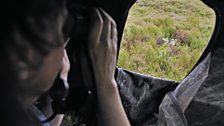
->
[99, 8, 114, 23]
[112, 26, 118, 53]
[110, 18, 117, 39]
[107, 14, 118, 55]
[63, 49, 69, 64]
[88, 8, 103, 49]
[111, 21, 117, 41]
[99, 8, 111, 47]
[61, 49, 70, 72]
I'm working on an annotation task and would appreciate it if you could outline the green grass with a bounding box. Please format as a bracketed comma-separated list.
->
[118, 0, 215, 81]
[61, 112, 84, 126]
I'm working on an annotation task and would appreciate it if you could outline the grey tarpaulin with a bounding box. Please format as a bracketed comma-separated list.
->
[116, 68, 178, 125]
[158, 53, 210, 126]
[185, 49, 224, 126]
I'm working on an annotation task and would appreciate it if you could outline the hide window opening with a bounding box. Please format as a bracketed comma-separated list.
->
[117, 0, 215, 81]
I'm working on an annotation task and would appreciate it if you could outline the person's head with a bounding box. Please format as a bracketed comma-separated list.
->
[0, 0, 67, 125]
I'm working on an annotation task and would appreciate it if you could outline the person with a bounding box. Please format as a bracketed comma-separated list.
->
[0, 0, 130, 126]
[0, 0, 67, 125]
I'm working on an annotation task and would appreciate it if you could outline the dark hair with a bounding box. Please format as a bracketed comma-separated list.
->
[0, 0, 67, 125]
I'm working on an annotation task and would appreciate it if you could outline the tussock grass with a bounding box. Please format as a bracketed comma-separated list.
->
[61, 113, 84, 126]
[118, 0, 215, 81]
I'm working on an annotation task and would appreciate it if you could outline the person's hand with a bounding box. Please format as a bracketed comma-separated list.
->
[60, 49, 70, 81]
[88, 9, 130, 126]
[88, 8, 118, 89]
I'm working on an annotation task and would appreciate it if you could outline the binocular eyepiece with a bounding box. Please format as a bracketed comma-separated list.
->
[50, 3, 98, 124]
